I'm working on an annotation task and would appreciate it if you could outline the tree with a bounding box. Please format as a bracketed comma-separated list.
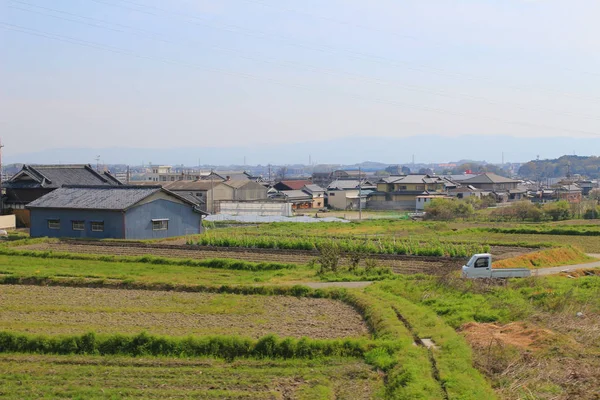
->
[543, 201, 571, 221]
[589, 189, 600, 202]
[424, 198, 473, 220]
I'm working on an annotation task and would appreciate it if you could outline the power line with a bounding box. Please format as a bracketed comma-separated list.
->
[3, 21, 600, 138]
[88, 0, 600, 104]
[233, 0, 600, 79]
[9, 1, 600, 122]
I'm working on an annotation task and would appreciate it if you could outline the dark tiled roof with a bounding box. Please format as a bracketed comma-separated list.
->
[275, 180, 312, 190]
[6, 164, 122, 189]
[460, 173, 519, 184]
[27, 186, 163, 210]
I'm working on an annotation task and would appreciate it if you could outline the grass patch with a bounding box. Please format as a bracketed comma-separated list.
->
[0, 354, 384, 399]
[0, 254, 315, 286]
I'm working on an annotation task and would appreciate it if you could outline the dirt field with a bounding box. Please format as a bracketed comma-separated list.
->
[0, 285, 369, 339]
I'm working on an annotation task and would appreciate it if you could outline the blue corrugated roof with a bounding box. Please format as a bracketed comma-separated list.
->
[27, 186, 161, 210]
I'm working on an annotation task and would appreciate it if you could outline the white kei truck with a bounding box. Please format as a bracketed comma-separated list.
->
[462, 253, 531, 279]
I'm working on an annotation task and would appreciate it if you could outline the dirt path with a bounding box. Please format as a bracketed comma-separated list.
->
[302, 281, 373, 289]
[534, 254, 600, 276]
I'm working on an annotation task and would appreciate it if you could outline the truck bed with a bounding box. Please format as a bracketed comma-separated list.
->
[490, 268, 531, 278]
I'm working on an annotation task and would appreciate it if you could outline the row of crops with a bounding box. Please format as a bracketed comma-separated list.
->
[188, 233, 489, 257]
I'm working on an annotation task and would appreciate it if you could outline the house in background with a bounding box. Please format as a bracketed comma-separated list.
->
[275, 190, 314, 210]
[132, 179, 269, 213]
[302, 184, 326, 209]
[368, 174, 446, 210]
[3, 164, 122, 227]
[273, 180, 313, 191]
[555, 184, 583, 203]
[27, 185, 207, 239]
[326, 180, 374, 210]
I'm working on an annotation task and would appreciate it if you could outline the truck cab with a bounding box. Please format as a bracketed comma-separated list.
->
[462, 253, 531, 279]
[462, 253, 492, 278]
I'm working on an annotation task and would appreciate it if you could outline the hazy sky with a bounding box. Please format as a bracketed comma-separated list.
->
[2, 0, 600, 160]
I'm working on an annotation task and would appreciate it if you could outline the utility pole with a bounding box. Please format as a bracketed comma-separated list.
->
[358, 166, 362, 221]
[0, 138, 4, 214]
[210, 168, 215, 214]
[95, 155, 100, 172]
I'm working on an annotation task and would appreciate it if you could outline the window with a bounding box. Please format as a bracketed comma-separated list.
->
[91, 221, 104, 232]
[397, 185, 407, 190]
[329, 192, 336, 196]
[196, 193, 203, 197]
[474, 258, 489, 268]
[152, 219, 169, 230]
[72, 220, 84, 231]
[48, 219, 60, 230]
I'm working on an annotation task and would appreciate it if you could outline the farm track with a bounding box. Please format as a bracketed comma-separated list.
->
[18, 241, 467, 274]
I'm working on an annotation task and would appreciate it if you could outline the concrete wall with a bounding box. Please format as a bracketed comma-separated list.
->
[327, 190, 348, 210]
[218, 202, 293, 217]
[125, 199, 202, 239]
[232, 182, 268, 201]
[367, 199, 414, 210]
[30, 209, 125, 239]
[0, 215, 16, 230]
[206, 184, 235, 213]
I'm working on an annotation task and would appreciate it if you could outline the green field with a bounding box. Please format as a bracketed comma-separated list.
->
[0, 355, 383, 399]
[1, 218, 599, 399]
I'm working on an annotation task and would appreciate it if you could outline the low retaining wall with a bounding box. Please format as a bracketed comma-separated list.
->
[0, 215, 16, 230]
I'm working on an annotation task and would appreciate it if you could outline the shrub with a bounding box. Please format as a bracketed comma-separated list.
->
[543, 201, 572, 221]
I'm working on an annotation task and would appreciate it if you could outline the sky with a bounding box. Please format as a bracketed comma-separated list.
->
[1, 0, 600, 164]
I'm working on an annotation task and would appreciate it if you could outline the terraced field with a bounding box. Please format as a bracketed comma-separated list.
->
[16, 241, 471, 274]
[0, 355, 383, 399]
[0, 285, 369, 339]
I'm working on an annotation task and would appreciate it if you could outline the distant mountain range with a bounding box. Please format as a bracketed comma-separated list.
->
[5, 135, 599, 166]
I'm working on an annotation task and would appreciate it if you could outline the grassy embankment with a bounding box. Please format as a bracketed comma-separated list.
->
[377, 274, 600, 399]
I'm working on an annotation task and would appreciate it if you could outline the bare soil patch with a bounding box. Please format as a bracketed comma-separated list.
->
[461, 321, 600, 399]
[460, 321, 555, 350]
[0, 285, 369, 339]
[489, 245, 537, 260]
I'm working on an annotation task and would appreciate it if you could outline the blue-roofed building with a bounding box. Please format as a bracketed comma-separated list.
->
[27, 185, 208, 239]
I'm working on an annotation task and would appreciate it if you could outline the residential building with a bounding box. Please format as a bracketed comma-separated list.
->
[27, 185, 207, 239]
[556, 184, 583, 203]
[302, 184, 326, 209]
[327, 189, 367, 210]
[368, 174, 446, 210]
[275, 190, 313, 210]
[3, 164, 122, 227]
[458, 173, 520, 191]
[273, 180, 313, 191]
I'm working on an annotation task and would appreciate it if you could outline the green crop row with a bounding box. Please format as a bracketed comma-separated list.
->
[0, 247, 295, 271]
[190, 232, 489, 257]
[474, 226, 600, 236]
[0, 331, 393, 361]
